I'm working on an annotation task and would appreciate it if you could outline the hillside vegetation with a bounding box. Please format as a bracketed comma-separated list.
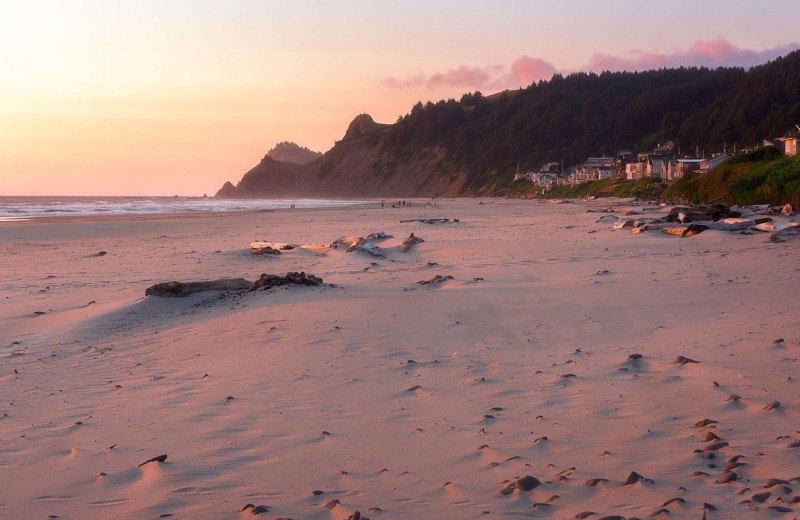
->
[542, 146, 800, 207]
[664, 147, 800, 207]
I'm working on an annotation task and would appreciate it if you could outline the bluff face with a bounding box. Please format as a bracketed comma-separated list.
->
[216, 115, 464, 198]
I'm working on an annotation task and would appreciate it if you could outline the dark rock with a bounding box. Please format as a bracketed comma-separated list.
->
[515, 475, 541, 491]
[752, 492, 771, 503]
[624, 471, 652, 485]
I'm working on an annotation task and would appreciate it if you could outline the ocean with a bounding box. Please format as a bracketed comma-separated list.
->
[0, 196, 374, 220]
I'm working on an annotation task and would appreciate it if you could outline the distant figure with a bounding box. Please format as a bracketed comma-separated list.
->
[381, 201, 384, 208]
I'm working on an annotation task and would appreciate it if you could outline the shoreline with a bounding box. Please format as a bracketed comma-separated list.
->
[2, 198, 799, 519]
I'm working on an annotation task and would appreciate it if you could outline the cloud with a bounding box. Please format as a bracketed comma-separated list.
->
[382, 58, 556, 92]
[585, 37, 800, 72]
[380, 38, 799, 94]
[427, 65, 498, 89]
[381, 74, 425, 89]
[510, 56, 557, 86]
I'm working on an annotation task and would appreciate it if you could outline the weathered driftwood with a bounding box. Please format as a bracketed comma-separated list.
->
[417, 274, 454, 285]
[331, 236, 362, 251]
[662, 218, 767, 237]
[662, 225, 708, 237]
[666, 205, 734, 223]
[145, 278, 252, 297]
[770, 225, 800, 242]
[402, 233, 425, 252]
[246, 271, 323, 292]
[366, 231, 393, 240]
[613, 220, 635, 230]
[250, 242, 298, 254]
[695, 220, 759, 231]
[250, 241, 300, 255]
[356, 242, 384, 257]
[768, 203, 794, 216]
[331, 233, 398, 257]
[399, 218, 458, 224]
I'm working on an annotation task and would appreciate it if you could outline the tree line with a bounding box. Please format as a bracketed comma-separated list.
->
[380, 50, 800, 194]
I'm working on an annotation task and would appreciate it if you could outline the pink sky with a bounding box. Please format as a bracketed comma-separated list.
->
[1, 1, 798, 196]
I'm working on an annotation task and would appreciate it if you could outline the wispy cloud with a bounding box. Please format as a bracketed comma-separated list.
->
[585, 37, 799, 72]
[381, 58, 555, 92]
[509, 56, 557, 86]
[381, 38, 799, 93]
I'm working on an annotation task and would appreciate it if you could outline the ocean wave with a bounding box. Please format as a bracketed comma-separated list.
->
[0, 197, 373, 218]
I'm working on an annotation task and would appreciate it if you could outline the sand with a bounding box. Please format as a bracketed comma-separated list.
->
[2, 198, 799, 520]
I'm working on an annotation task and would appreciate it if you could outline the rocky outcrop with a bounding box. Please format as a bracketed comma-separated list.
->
[215, 181, 237, 198]
[215, 156, 307, 198]
[215, 114, 465, 199]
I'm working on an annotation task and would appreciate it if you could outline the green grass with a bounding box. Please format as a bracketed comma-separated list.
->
[495, 146, 800, 206]
[664, 147, 800, 207]
[543, 178, 666, 200]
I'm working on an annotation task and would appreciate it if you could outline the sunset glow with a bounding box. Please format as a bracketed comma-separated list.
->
[2, 0, 798, 196]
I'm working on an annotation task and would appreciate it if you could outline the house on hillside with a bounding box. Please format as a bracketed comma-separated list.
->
[646, 155, 675, 181]
[625, 154, 676, 181]
[675, 158, 704, 178]
[570, 157, 614, 184]
[764, 126, 800, 156]
[626, 161, 646, 180]
[700, 154, 729, 172]
[531, 172, 558, 189]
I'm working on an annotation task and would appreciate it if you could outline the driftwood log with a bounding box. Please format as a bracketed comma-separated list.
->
[770, 225, 800, 242]
[662, 225, 708, 237]
[246, 272, 323, 292]
[402, 233, 425, 252]
[400, 218, 458, 224]
[145, 272, 326, 296]
[417, 274, 454, 286]
[145, 278, 252, 297]
[366, 231, 393, 240]
[250, 242, 299, 254]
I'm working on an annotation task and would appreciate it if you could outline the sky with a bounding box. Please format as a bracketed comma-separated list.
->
[2, 0, 799, 196]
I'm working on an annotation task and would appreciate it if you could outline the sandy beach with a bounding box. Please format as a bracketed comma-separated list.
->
[2, 198, 799, 520]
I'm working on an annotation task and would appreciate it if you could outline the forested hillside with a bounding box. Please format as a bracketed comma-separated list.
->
[380, 50, 800, 194]
[218, 50, 800, 198]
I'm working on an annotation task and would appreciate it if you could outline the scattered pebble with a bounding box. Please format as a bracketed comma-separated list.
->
[623, 471, 652, 485]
